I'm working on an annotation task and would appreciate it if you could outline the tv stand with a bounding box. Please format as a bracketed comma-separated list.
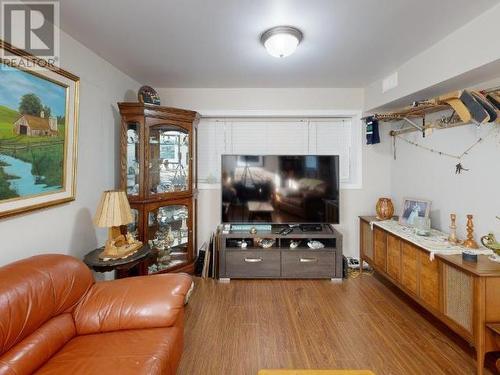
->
[217, 223, 343, 280]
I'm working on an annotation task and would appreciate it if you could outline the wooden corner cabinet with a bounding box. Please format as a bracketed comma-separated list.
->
[118, 102, 200, 274]
[359, 216, 500, 375]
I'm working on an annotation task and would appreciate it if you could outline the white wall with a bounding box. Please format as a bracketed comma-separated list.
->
[0, 31, 140, 265]
[159, 88, 364, 112]
[390, 118, 500, 243]
[365, 3, 500, 111]
[158, 88, 393, 257]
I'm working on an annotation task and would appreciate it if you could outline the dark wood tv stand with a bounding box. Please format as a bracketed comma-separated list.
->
[217, 224, 343, 281]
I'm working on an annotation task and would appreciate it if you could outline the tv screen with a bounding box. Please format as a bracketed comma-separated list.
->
[221, 155, 339, 224]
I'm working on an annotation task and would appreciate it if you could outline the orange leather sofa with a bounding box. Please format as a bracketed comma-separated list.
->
[0, 254, 193, 375]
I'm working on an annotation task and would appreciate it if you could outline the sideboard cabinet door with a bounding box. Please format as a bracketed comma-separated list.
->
[401, 242, 419, 296]
[419, 251, 440, 310]
[373, 227, 387, 272]
[386, 234, 401, 282]
[360, 220, 374, 262]
[443, 263, 473, 334]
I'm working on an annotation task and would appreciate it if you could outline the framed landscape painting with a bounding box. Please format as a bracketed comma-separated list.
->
[0, 41, 79, 218]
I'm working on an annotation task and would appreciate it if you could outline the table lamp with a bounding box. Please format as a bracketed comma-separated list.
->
[93, 190, 142, 259]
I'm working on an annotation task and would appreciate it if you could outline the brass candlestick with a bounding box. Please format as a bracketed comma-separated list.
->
[448, 213, 459, 244]
[463, 214, 479, 249]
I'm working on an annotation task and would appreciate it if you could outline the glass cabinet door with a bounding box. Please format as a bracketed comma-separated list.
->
[147, 203, 191, 274]
[127, 207, 140, 241]
[148, 125, 190, 196]
[126, 122, 141, 196]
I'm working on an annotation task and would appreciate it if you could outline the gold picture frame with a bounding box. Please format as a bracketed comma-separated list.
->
[0, 40, 79, 218]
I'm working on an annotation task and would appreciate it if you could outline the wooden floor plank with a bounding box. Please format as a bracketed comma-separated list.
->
[178, 275, 494, 375]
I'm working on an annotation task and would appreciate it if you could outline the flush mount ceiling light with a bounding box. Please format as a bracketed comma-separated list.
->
[260, 26, 303, 58]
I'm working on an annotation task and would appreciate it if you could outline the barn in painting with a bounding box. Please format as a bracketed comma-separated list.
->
[13, 112, 58, 137]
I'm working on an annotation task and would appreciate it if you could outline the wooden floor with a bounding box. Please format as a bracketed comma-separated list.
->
[178, 274, 496, 375]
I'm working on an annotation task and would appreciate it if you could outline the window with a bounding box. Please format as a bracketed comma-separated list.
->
[197, 116, 362, 189]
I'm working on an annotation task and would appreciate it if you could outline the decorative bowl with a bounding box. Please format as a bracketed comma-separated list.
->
[256, 238, 275, 249]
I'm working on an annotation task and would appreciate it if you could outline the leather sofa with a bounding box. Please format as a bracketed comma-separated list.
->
[0, 254, 193, 375]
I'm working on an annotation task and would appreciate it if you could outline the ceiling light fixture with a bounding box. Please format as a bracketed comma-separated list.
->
[260, 26, 303, 58]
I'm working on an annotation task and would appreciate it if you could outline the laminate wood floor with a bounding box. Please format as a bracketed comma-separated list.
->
[178, 274, 496, 375]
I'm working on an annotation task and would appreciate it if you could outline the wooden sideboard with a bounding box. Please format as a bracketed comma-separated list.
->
[360, 216, 500, 375]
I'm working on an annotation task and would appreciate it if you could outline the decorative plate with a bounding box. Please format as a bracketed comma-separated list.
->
[138, 85, 161, 105]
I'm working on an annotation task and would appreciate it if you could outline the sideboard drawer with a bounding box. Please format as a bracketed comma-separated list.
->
[226, 251, 280, 278]
[282, 251, 335, 278]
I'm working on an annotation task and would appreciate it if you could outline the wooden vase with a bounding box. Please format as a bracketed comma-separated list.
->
[376, 198, 394, 220]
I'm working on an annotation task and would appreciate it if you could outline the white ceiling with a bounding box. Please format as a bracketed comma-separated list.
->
[60, 0, 499, 88]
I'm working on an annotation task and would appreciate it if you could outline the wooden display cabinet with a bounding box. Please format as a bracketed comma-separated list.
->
[118, 102, 199, 274]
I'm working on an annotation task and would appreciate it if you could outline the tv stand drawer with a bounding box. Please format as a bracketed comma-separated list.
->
[226, 251, 280, 278]
[281, 251, 335, 278]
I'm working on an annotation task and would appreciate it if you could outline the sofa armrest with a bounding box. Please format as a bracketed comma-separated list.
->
[73, 273, 192, 335]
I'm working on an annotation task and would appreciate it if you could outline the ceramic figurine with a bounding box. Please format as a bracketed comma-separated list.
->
[481, 233, 500, 256]
[157, 246, 171, 265]
[463, 214, 479, 249]
[125, 232, 136, 245]
[307, 240, 325, 249]
[127, 129, 139, 144]
[448, 213, 459, 244]
[148, 264, 159, 274]
[180, 217, 189, 239]
[289, 240, 300, 249]
[165, 226, 174, 248]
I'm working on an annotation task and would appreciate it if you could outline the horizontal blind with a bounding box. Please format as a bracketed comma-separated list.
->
[311, 119, 351, 180]
[197, 117, 355, 186]
[197, 119, 227, 183]
[229, 121, 269, 154]
[265, 121, 309, 154]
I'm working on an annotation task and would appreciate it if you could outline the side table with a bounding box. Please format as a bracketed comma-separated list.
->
[83, 244, 151, 279]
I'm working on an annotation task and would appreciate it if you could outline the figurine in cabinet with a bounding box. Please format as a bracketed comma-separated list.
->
[118, 102, 199, 274]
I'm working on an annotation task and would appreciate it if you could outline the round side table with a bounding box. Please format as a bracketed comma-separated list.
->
[83, 244, 151, 279]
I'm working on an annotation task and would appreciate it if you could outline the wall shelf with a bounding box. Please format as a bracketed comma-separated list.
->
[365, 87, 500, 137]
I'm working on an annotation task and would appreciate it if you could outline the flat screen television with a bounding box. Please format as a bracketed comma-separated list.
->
[221, 155, 339, 224]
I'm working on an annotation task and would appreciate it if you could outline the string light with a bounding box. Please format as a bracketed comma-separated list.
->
[395, 127, 497, 161]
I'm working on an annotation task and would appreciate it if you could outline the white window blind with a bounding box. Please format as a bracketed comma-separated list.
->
[310, 119, 351, 180]
[196, 119, 226, 183]
[197, 117, 361, 189]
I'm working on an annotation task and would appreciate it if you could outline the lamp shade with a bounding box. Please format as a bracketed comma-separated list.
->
[93, 190, 133, 228]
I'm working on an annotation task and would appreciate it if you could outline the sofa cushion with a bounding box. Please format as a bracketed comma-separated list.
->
[34, 327, 182, 375]
[0, 313, 75, 375]
[73, 273, 192, 335]
[0, 255, 93, 356]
